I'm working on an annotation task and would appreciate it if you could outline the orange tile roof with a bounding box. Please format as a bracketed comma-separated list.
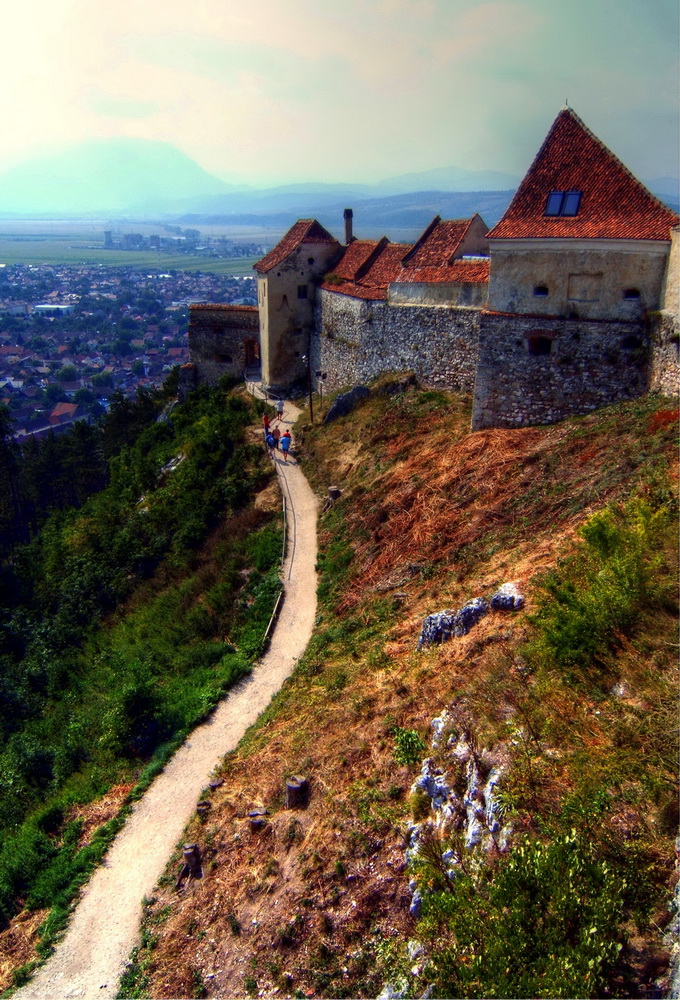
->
[488, 108, 679, 241]
[329, 239, 383, 280]
[320, 241, 410, 300]
[394, 259, 490, 284]
[254, 219, 339, 273]
[401, 217, 471, 267]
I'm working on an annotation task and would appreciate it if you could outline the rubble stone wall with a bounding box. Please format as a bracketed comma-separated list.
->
[314, 289, 480, 394]
[187, 305, 259, 387]
[472, 311, 651, 429]
[648, 311, 680, 398]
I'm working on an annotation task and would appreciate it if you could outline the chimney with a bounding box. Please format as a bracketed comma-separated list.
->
[343, 208, 353, 245]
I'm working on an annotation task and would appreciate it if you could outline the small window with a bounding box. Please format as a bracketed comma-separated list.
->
[621, 335, 641, 350]
[527, 335, 552, 356]
[307, 257, 315, 265]
[214, 353, 233, 363]
[545, 189, 582, 216]
[297, 285, 308, 299]
[533, 284, 549, 297]
[623, 288, 640, 301]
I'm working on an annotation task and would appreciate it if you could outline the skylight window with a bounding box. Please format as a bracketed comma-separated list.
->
[545, 190, 582, 217]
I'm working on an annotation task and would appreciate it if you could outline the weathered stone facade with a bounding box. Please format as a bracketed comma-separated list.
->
[472, 311, 651, 429]
[314, 289, 480, 394]
[181, 305, 259, 397]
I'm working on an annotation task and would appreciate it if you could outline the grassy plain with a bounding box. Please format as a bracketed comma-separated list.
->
[0, 219, 283, 274]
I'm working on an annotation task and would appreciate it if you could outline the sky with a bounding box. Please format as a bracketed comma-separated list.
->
[1, 0, 678, 187]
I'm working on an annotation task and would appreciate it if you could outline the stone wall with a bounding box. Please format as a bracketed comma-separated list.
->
[187, 304, 259, 388]
[314, 289, 480, 394]
[648, 311, 679, 398]
[472, 311, 650, 429]
[487, 241, 670, 321]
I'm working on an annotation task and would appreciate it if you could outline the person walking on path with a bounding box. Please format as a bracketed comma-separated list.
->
[266, 432, 276, 458]
[262, 413, 270, 436]
[276, 397, 284, 421]
[272, 426, 280, 450]
[280, 430, 291, 461]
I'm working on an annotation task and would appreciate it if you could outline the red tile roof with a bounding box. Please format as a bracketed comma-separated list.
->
[319, 241, 410, 300]
[254, 219, 339, 273]
[394, 259, 489, 284]
[401, 217, 471, 267]
[488, 108, 679, 241]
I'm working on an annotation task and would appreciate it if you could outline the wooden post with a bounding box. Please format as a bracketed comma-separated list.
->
[183, 843, 202, 877]
[249, 808, 268, 832]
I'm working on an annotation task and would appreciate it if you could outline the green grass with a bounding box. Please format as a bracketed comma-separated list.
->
[0, 237, 258, 274]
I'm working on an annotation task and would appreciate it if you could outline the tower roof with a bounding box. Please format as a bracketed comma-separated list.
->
[254, 219, 339, 273]
[487, 108, 678, 241]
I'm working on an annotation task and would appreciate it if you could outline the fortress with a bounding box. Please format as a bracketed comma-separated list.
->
[181, 108, 679, 428]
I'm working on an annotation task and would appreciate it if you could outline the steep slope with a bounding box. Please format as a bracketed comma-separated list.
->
[54, 388, 680, 998]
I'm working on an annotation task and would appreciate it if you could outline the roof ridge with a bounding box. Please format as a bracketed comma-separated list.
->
[355, 236, 390, 281]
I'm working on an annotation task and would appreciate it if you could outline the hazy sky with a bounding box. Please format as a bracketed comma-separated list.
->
[2, 0, 678, 186]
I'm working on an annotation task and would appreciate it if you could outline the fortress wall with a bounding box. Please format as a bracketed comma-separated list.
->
[187, 305, 259, 387]
[487, 243, 669, 321]
[648, 311, 679, 398]
[472, 312, 649, 430]
[316, 290, 480, 394]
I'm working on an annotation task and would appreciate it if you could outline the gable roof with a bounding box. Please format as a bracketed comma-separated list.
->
[254, 219, 339, 273]
[488, 107, 679, 241]
[401, 216, 474, 267]
[320, 240, 410, 300]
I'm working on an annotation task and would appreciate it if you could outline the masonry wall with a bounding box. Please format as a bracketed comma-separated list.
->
[258, 241, 341, 391]
[648, 312, 679, 398]
[187, 305, 259, 388]
[487, 241, 670, 321]
[472, 312, 650, 429]
[314, 289, 480, 393]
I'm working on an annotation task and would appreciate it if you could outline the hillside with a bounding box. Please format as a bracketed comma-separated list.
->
[109, 384, 678, 999]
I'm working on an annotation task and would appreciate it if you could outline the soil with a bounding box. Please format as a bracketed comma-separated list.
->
[17, 402, 319, 1000]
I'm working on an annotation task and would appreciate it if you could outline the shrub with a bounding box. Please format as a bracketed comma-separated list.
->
[392, 726, 426, 765]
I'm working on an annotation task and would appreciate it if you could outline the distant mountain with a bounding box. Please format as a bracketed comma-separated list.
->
[0, 139, 240, 215]
[0, 137, 675, 222]
[179, 189, 517, 239]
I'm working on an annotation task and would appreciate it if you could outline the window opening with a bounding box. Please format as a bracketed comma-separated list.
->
[297, 284, 308, 299]
[623, 288, 640, 300]
[214, 353, 233, 363]
[545, 190, 582, 216]
[533, 284, 549, 297]
[527, 335, 552, 356]
[621, 335, 641, 350]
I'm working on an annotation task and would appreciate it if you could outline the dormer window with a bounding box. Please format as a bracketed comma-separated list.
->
[545, 190, 582, 216]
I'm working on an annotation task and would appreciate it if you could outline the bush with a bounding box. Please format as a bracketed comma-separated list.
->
[525, 497, 675, 680]
[392, 726, 426, 765]
[417, 828, 625, 999]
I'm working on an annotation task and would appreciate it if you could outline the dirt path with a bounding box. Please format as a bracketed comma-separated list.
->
[19, 402, 318, 1000]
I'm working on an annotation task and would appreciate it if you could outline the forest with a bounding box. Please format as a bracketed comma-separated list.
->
[0, 377, 282, 950]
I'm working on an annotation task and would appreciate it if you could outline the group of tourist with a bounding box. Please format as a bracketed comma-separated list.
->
[262, 404, 292, 462]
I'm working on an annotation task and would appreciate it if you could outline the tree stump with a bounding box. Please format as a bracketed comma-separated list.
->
[285, 775, 309, 809]
[249, 808, 268, 833]
[196, 800, 211, 818]
[183, 843, 202, 877]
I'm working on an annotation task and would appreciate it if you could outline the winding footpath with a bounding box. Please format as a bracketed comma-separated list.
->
[19, 402, 318, 1000]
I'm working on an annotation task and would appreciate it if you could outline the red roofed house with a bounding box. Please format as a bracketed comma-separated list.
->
[472, 106, 678, 429]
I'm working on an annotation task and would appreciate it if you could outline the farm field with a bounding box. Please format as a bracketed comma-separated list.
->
[0, 219, 281, 274]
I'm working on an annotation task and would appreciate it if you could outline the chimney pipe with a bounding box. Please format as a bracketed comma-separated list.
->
[343, 208, 353, 244]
